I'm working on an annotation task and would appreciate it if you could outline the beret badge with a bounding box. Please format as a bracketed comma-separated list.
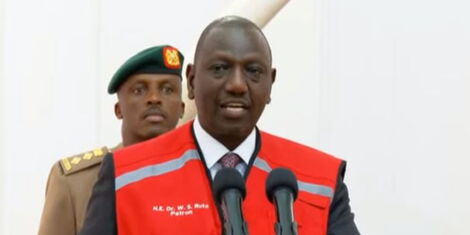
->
[163, 47, 181, 69]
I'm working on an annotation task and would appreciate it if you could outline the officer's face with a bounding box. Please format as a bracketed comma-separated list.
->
[187, 26, 275, 149]
[116, 73, 184, 146]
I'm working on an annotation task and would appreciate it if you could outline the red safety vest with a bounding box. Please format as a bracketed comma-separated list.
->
[114, 122, 342, 235]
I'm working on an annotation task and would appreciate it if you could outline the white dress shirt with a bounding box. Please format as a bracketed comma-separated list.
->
[192, 117, 256, 178]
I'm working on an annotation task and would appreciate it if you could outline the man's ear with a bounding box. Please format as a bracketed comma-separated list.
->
[271, 68, 277, 84]
[114, 102, 123, 119]
[186, 63, 195, 100]
[180, 102, 185, 119]
[267, 68, 276, 105]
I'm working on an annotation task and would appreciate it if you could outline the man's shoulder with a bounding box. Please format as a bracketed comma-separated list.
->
[55, 146, 110, 176]
[118, 122, 193, 155]
[258, 130, 344, 188]
[113, 123, 194, 166]
[258, 130, 342, 162]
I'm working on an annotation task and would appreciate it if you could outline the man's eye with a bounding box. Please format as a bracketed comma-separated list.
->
[133, 87, 145, 95]
[211, 64, 228, 72]
[162, 86, 174, 94]
[247, 66, 262, 75]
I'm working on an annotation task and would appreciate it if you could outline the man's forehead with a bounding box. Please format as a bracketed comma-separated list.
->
[203, 26, 262, 44]
[198, 27, 270, 60]
[135, 73, 180, 81]
[201, 51, 270, 66]
[119, 73, 180, 89]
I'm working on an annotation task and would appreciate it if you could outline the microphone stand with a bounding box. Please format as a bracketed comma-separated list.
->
[221, 188, 249, 235]
[273, 188, 298, 235]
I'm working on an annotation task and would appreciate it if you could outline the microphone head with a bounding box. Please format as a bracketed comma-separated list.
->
[213, 168, 246, 202]
[265, 168, 299, 203]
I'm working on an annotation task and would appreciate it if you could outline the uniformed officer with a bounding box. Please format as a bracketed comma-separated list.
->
[37, 45, 186, 235]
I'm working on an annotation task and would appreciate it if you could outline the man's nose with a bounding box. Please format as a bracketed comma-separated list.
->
[225, 67, 248, 95]
[146, 90, 162, 105]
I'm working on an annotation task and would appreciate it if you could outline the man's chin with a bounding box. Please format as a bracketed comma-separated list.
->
[141, 127, 168, 140]
[215, 122, 253, 138]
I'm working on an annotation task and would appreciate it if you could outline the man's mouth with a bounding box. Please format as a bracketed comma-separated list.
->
[220, 102, 248, 118]
[143, 109, 165, 122]
[145, 114, 164, 122]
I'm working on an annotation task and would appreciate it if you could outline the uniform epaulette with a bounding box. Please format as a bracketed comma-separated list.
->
[59, 146, 109, 175]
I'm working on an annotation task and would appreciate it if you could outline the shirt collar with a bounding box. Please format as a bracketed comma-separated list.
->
[192, 117, 256, 169]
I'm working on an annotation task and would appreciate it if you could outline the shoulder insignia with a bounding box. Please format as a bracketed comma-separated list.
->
[59, 146, 109, 175]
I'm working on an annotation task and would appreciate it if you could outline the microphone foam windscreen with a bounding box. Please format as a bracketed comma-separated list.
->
[265, 168, 299, 202]
[213, 168, 246, 201]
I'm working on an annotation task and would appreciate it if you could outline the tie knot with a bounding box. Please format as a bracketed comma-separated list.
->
[219, 152, 241, 168]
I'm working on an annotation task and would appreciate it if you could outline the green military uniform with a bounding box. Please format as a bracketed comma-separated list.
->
[37, 145, 121, 235]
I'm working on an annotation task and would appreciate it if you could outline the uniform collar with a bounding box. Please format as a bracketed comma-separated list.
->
[192, 117, 256, 169]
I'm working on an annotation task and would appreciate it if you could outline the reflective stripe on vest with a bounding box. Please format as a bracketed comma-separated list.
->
[253, 157, 334, 199]
[115, 149, 335, 200]
[115, 149, 199, 191]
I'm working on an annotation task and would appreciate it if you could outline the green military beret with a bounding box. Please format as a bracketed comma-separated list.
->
[108, 45, 184, 94]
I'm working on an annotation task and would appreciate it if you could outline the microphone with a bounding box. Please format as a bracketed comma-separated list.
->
[265, 168, 299, 235]
[213, 168, 249, 235]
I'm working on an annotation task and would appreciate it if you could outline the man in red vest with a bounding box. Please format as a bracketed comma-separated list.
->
[80, 16, 360, 235]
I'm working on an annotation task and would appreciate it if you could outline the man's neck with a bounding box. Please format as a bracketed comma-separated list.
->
[122, 136, 152, 147]
[192, 118, 256, 168]
[211, 134, 244, 151]
[197, 122, 253, 151]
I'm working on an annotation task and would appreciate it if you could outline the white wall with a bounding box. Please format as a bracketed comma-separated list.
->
[319, 1, 470, 234]
[0, 1, 231, 234]
[0, 1, 101, 233]
[0, 0, 7, 231]
[1, 0, 470, 234]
